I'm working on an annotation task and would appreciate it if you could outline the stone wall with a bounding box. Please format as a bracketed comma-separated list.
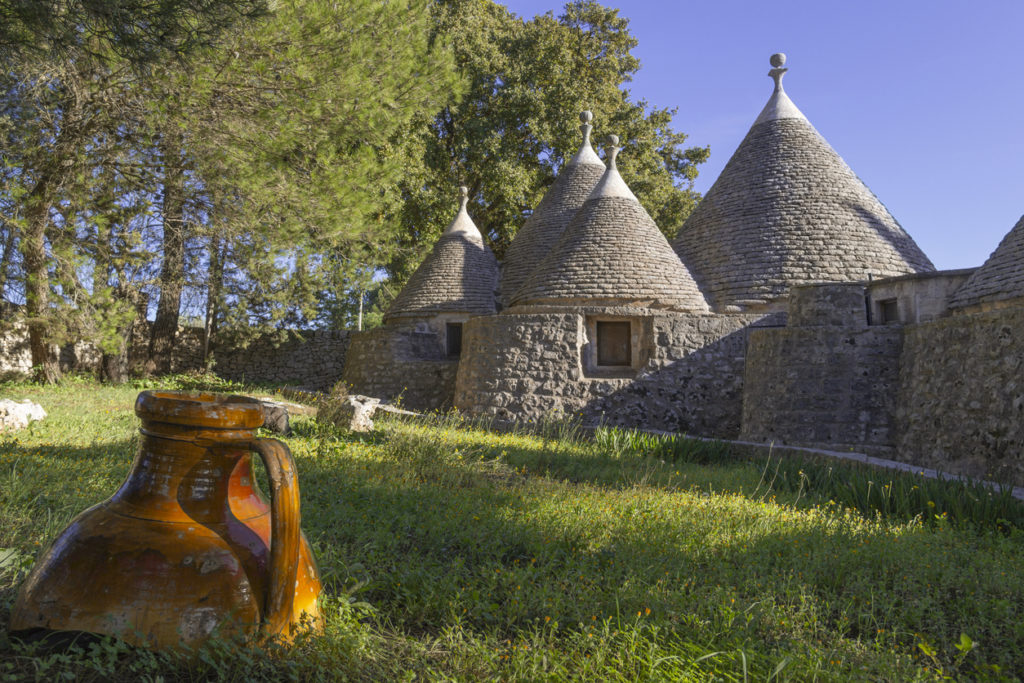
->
[214, 330, 350, 391]
[126, 325, 205, 376]
[0, 313, 348, 389]
[866, 269, 975, 325]
[340, 325, 458, 412]
[740, 283, 903, 452]
[740, 326, 904, 452]
[0, 323, 33, 377]
[455, 310, 773, 437]
[1, 320, 135, 377]
[895, 306, 1024, 486]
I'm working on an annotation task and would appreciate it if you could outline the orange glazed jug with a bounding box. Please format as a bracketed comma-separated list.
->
[9, 391, 321, 648]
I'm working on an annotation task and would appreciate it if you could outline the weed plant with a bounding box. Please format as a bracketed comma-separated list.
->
[1, 381, 1023, 680]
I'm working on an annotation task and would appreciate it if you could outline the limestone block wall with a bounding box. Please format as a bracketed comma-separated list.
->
[788, 282, 866, 327]
[126, 325, 205, 376]
[455, 313, 583, 421]
[895, 306, 1024, 486]
[866, 269, 975, 325]
[340, 326, 458, 411]
[455, 311, 771, 437]
[740, 326, 904, 451]
[740, 283, 903, 452]
[0, 320, 148, 377]
[0, 323, 32, 376]
[214, 330, 350, 390]
[0, 313, 346, 388]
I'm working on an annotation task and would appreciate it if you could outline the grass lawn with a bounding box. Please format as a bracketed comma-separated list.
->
[2, 379, 1023, 681]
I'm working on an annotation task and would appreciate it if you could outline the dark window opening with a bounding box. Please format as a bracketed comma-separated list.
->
[879, 299, 899, 324]
[596, 321, 631, 366]
[446, 323, 463, 357]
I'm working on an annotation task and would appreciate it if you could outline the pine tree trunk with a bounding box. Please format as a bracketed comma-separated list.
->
[202, 234, 225, 367]
[148, 132, 186, 376]
[22, 180, 60, 384]
[0, 225, 16, 296]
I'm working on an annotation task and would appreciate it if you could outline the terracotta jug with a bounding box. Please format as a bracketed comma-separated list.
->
[9, 391, 322, 648]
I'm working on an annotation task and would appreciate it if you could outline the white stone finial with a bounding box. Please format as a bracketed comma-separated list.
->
[569, 110, 603, 167]
[605, 134, 620, 169]
[754, 52, 806, 125]
[768, 53, 788, 92]
[587, 133, 636, 201]
[579, 110, 594, 145]
[443, 184, 483, 239]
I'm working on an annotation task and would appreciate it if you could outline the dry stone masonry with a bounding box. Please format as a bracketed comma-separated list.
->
[385, 186, 499, 322]
[500, 111, 606, 308]
[949, 215, 1024, 312]
[513, 136, 707, 312]
[4, 55, 1021, 489]
[214, 330, 350, 391]
[338, 186, 497, 411]
[673, 53, 933, 312]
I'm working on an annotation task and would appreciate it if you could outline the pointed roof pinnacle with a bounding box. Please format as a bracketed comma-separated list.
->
[588, 133, 637, 201]
[568, 110, 604, 167]
[443, 184, 483, 240]
[754, 52, 807, 126]
[383, 182, 497, 320]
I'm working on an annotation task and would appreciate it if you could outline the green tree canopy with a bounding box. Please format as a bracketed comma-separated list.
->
[0, 0, 266, 66]
[155, 0, 462, 343]
[386, 0, 708, 285]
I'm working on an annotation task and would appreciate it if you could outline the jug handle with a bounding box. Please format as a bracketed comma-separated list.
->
[247, 438, 301, 639]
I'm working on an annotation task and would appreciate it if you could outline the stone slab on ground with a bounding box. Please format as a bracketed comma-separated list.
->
[0, 399, 46, 432]
[319, 394, 381, 432]
[318, 393, 421, 432]
[252, 396, 318, 435]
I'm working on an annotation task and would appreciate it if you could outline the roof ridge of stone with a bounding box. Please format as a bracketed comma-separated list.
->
[672, 53, 934, 311]
[442, 185, 484, 242]
[587, 134, 637, 202]
[949, 214, 1024, 309]
[511, 138, 708, 312]
[384, 186, 498, 321]
[567, 110, 604, 167]
[498, 112, 606, 308]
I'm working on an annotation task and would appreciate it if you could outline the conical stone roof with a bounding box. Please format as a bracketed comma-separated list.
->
[949, 214, 1024, 310]
[673, 54, 934, 311]
[511, 136, 708, 312]
[499, 111, 606, 308]
[384, 186, 498, 321]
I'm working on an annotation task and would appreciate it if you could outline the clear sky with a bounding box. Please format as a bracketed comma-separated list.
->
[500, 0, 1024, 270]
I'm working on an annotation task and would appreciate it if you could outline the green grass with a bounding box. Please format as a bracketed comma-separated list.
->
[2, 380, 1023, 681]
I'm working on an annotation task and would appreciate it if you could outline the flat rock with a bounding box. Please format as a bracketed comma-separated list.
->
[252, 397, 317, 435]
[319, 394, 383, 432]
[0, 399, 46, 432]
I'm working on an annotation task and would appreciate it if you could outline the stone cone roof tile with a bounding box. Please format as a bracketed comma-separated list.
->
[512, 138, 708, 312]
[949, 214, 1024, 309]
[385, 187, 498, 321]
[499, 112, 605, 308]
[673, 54, 934, 311]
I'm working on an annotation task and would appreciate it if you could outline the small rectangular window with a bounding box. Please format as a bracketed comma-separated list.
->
[446, 323, 463, 357]
[596, 321, 631, 366]
[879, 299, 899, 324]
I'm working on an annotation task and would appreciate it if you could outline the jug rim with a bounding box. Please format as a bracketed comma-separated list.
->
[135, 390, 266, 429]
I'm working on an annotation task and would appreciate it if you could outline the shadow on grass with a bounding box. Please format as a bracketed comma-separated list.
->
[5, 420, 1024, 677]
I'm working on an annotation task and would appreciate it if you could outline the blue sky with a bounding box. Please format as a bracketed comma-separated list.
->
[501, 0, 1024, 270]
